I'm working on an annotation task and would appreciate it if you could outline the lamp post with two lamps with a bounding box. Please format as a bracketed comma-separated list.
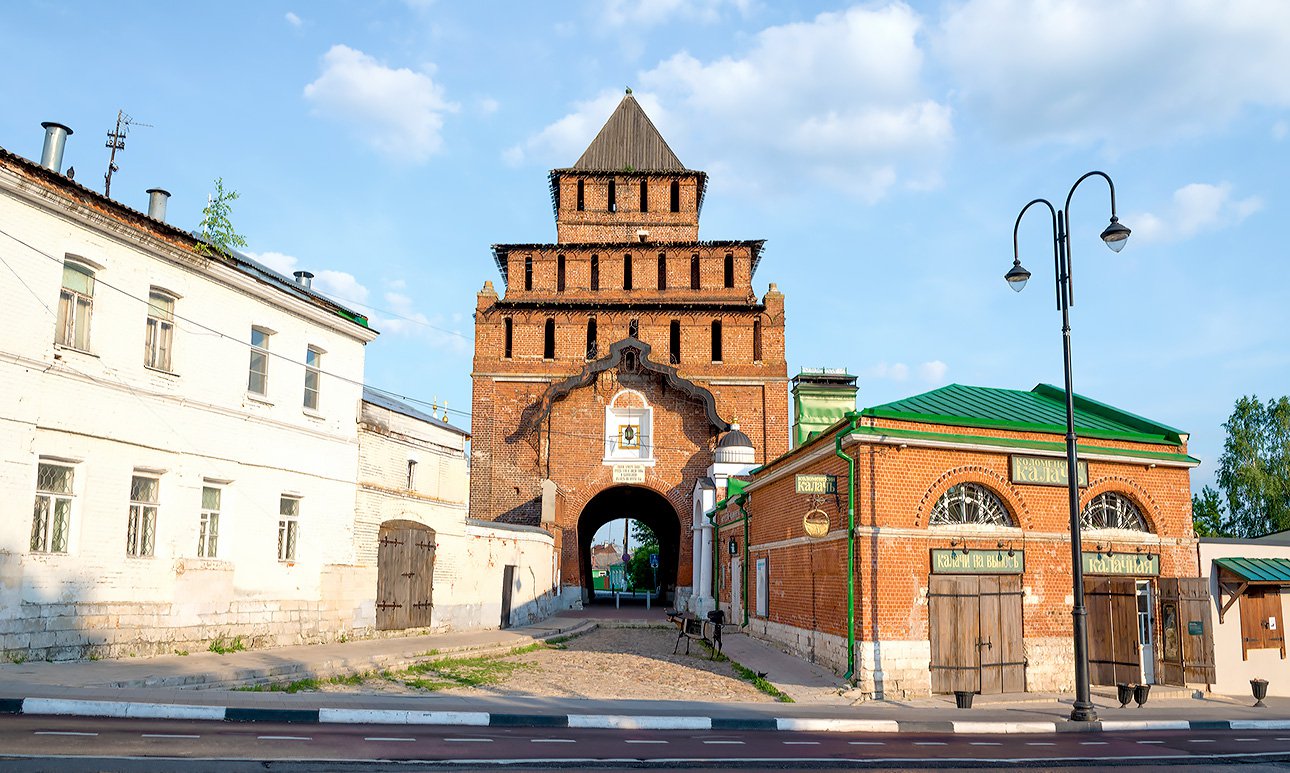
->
[1005, 171, 1130, 723]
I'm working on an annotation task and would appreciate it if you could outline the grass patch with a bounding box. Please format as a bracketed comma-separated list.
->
[399, 650, 534, 691]
[699, 643, 794, 703]
[208, 636, 246, 655]
[235, 670, 387, 693]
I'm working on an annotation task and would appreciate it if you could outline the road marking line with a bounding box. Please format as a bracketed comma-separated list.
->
[625, 740, 667, 744]
[703, 740, 745, 745]
[1236, 738, 1260, 742]
[784, 741, 820, 745]
[1137, 740, 1165, 744]
[365, 737, 415, 742]
[33, 731, 97, 737]
[969, 742, 1002, 746]
[1026, 742, 1056, 746]
[531, 739, 577, 743]
[848, 741, 885, 745]
[1188, 739, 1217, 743]
[257, 736, 311, 741]
[1278, 738, 1290, 741]
[445, 738, 494, 743]
[914, 741, 947, 746]
[142, 734, 200, 739]
[1080, 741, 1109, 745]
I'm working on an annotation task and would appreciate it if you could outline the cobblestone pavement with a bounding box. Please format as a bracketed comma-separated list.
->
[322, 625, 772, 703]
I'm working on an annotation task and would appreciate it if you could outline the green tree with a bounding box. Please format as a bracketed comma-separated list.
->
[1215, 395, 1290, 537]
[1191, 484, 1227, 537]
[625, 520, 659, 590]
[195, 178, 247, 257]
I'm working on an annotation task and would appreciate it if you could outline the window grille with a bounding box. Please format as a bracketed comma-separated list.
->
[57, 261, 94, 350]
[930, 483, 1013, 527]
[248, 327, 270, 395]
[304, 346, 322, 410]
[278, 496, 300, 561]
[127, 475, 159, 557]
[144, 291, 175, 371]
[199, 485, 220, 558]
[1081, 492, 1148, 531]
[31, 462, 73, 553]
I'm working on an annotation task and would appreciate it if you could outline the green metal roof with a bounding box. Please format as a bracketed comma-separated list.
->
[1215, 557, 1290, 583]
[862, 383, 1186, 446]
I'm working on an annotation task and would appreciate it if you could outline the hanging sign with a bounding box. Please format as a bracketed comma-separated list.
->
[931, 549, 1024, 574]
[612, 464, 646, 484]
[1010, 455, 1088, 487]
[1081, 551, 1160, 576]
[803, 509, 831, 538]
[728, 537, 738, 556]
[1187, 620, 1204, 636]
[795, 474, 837, 494]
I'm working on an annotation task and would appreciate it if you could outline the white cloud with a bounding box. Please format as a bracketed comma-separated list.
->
[477, 96, 500, 116]
[936, 0, 1290, 146]
[918, 360, 948, 382]
[866, 362, 910, 381]
[1129, 182, 1263, 244]
[303, 44, 458, 163]
[599, 0, 751, 28]
[1274, 120, 1288, 141]
[247, 251, 370, 305]
[864, 359, 949, 384]
[510, 5, 952, 201]
[285, 11, 302, 27]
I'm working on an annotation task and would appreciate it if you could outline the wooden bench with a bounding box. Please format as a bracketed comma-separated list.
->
[665, 609, 725, 658]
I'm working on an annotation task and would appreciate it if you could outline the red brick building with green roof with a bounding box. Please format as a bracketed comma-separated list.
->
[711, 382, 1212, 699]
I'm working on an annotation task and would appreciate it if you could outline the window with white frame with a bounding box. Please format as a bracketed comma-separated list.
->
[278, 496, 300, 561]
[144, 290, 175, 371]
[56, 260, 95, 350]
[303, 346, 323, 410]
[603, 390, 653, 463]
[1081, 492, 1149, 531]
[199, 485, 221, 558]
[248, 327, 271, 395]
[31, 462, 74, 553]
[127, 474, 159, 557]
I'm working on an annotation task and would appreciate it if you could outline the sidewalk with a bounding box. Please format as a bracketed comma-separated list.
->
[0, 610, 1286, 734]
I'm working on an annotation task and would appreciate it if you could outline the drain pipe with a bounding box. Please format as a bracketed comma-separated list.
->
[835, 410, 861, 681]
[737, 493, 750, 627]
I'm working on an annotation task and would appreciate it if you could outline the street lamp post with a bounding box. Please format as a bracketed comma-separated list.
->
[1005, 171, 1130, 724]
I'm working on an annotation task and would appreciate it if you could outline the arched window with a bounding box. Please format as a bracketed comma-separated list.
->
[543, 318, 555, 360]
[628, 318, 639, 339]
[930, 483, 1013, 527]
[1081, 492, 1148, 531]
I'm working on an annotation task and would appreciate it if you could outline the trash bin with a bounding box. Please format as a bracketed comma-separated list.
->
[954, 690, 975, 709]
[1251, 678, 1269, 708]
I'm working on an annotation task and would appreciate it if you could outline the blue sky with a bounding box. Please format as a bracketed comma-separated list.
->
[3, 1, 1287, 516]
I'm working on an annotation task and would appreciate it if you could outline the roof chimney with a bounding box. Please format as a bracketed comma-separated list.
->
[145, 188, 170, 222]
[293, 270, 314, 289]
[39, 122, 73, 174]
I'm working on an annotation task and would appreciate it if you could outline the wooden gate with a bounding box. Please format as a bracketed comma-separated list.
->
[1157, 577, 1216, 686]
[376, 521, 435, 631]
[500, 564, 517, 629]
[929, 575, 1025, 694]
[1084, 577, 1140, 685]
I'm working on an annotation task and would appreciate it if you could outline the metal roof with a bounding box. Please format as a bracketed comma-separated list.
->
[1215, 556, 1290, 583]
[863, 383, 1186, 445]
[570, 93, 687, 172]
[362, 387, 468, 437]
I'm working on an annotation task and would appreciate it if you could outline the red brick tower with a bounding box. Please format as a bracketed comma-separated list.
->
[470, 91, 788, 604]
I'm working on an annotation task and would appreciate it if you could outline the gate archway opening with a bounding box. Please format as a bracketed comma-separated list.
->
[578, 485, 681, 605]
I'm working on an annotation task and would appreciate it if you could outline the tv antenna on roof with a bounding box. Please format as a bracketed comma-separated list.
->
[104, 109, 151, 198]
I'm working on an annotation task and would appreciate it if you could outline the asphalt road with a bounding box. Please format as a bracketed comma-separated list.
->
[2, 715, 1290, 771]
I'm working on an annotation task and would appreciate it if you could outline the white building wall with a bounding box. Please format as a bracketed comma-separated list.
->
[0, 153, 376, 660]
[1198, 541, 1290, 698]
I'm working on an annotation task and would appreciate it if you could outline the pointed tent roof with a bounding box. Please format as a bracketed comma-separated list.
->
[570, 92, 689, 173]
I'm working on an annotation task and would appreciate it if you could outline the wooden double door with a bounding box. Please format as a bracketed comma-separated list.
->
[376, 521, 436, 630]
[929, 575, 1025, 694]
[1084, 577, 1215, 686]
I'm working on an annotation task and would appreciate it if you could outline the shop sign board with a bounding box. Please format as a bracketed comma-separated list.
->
[1187, 620, 1204, 636]
[795, 474, 837, 494]
[1081, 551, 1160, 576]
[1010, 455, 1088, 487]
[930, 548, 1025, 574]
[612, 464, 646, 484]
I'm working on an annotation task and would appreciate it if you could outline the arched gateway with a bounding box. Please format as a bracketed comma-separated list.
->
[468, 91, 787, 608]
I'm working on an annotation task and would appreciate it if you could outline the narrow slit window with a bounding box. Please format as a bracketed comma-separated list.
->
[576, 179, 585, 211]
[557, 254, 566, 292]
[608, 179, 617, 212]
[623, 253, 633, 290]
[670, 180, 680, 212]
[503, 317, 513, 359]
[669, 320, 681, 365]
[591, 254, 599, 291]
[723, 253, 735, 288]
[657, 253, 667, 290]
[586, 318, 598, 359]
[524, 256, 533, 291]
[543, 318, 556, 359]
[629, 318, 639, 339]
[690, 253, 700, 290]
[711, 320, 723, 362]
[753, 318, 764, 363]
[640, 179, 649, 212]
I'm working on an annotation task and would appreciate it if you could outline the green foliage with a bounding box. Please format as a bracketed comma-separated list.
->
[626, 520, 660, 589]
[195, 178, 248, 257]
[699, 642, 794, 702]
[1216, 395, 1290, 538]
[1191, 485, 1228, 537]
[208, 635, 246, 655]
[400, 650, 534, 691]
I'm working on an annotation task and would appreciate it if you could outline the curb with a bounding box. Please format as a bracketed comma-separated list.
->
[6, 698, 1290, 734]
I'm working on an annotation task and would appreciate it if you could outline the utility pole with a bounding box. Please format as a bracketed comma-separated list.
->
[103, 110, 151, 198]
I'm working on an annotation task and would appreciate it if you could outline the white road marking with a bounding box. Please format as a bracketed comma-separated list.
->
[1137, 740, 1165, 744]
[33, 731, 97, 737]
[703, 740, 745, 745]
[142, 734, 200, 739]
[531, 738, 577, 743]
[1236, 738, 1260, 742]
[257, 735, 311, 741]
[915, 741, 947, 746]
[848, 741, 885, 745]
[625, 740, 667, 744]
[1080, 741, 1109, 745]
[784, 741, 821, 745]
[1188, 739, 1217, 743]
[1026, 742, 1056, 746]
[365, 737, 415, 742]
[970, 742, 1002, 746]
[444, 738, 494, 743]
[1278, 737, 1290, 741]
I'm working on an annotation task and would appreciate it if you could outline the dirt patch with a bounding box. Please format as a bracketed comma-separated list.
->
[321, 625, 772, 703]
